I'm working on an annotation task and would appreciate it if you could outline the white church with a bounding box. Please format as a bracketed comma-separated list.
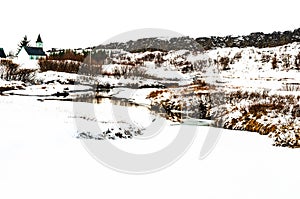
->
[17, 34, 46, 68]
[18, 34, 46, 61]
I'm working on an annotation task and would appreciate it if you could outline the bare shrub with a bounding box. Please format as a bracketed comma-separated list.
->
[261, 54, 271, 63]
[272, 55, 278, 69]
[248, 103, 284, 115]
[38, 59, 80, 74]
[295, 52, 300, 70]
[48, 49, 87, 62]
[0, 60, 36, 82]
[234, 52, 242, 60]
[219, 56, 230, 70]
[282, 54, 291, 70]
[281, 83, 300, 91]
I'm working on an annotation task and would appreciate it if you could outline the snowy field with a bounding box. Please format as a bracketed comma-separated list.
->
[1, 39, 300, 198]
[1, 95, 300, 198]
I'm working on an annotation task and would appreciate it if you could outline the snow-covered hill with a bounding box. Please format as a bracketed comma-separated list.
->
[207, 42, 300, 91]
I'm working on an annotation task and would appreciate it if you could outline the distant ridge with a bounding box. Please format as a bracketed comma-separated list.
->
[50, 28, 300, 54]
[195, 28, 300, 50]
[96, 28, 300, 51]
[96, 37, 203, 52]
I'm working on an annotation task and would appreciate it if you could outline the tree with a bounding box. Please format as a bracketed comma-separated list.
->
[17, 35, 30, 54]
[295, 52, 300, 70]
[272, 54, 278, 70]
[282, 54, 291, 70]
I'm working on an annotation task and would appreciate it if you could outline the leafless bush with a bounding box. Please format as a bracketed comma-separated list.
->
[295, 52, 300, 70]
[261, 54, 271, 63]
[272, 55, 278, 69]
[234, 52, 242, 60]
[124, 66, 147, 78]
[281, 83, 300, 91]
[0, 60, 36, 82]
[39, 60, 80, 73]
[219, 56, 230, 70]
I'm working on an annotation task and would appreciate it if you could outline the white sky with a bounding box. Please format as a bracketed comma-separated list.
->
[1, 0, 300, 53]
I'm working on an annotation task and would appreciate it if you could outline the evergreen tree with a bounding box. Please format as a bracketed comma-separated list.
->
[17, 35, 30, 54]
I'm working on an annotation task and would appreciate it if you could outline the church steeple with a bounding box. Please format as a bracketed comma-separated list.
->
[36, 34, 43, 48]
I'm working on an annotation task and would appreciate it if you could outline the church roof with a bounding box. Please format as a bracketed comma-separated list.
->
[0, 48, 6, 58]
[24, 46, 46, 56]
[36, 34, 43, 43]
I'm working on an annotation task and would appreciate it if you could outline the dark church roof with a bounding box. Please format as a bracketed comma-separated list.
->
[0, 48, 6, 58]
[36, 34, 43, 43]
[24, 46, 46, 56]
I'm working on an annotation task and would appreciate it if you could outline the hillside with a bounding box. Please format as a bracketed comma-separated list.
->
[196, 28, 300, 50]
[48, 28, 300, 58]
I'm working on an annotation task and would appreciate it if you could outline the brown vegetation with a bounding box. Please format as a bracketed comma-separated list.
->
[0, 60, 36, 82]
[38, 60, 80, 74]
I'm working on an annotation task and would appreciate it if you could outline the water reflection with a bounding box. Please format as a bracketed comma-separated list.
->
[73, 89, 209, 125]
[73, 89, 181, 123]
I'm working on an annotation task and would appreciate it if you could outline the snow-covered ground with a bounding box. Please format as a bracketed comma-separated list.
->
[207, 42, 300, 91]
[2, 40, 300, 198]
[1, 95, 300, 199]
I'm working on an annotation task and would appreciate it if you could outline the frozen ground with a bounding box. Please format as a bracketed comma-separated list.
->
[1, 96, 300, 198]
[207, 42, 300, 91]
[1, 41, 300, 198]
